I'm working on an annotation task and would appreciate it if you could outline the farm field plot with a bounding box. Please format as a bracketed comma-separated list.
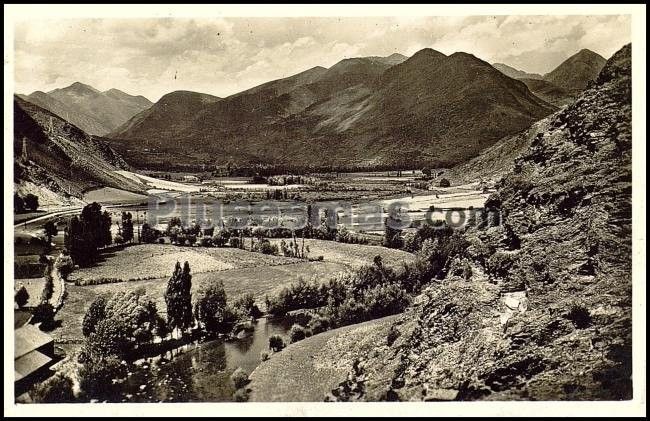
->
[268, 239, 415, 269]
[54, 260, 350, 347]
[67, 244, 299, 284]
[82, 187, 148, 204]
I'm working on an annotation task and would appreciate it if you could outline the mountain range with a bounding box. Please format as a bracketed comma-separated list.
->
[16, 47, 610, 174]
[492, 49, 607, 106]
[106, 49, 555, 170]
[18, 82, 152, 136]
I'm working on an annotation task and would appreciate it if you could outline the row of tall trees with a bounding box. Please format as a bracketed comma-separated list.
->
[64, 203, 112, 267]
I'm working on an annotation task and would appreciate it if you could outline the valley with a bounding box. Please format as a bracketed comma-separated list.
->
[11, 17, 635, 408]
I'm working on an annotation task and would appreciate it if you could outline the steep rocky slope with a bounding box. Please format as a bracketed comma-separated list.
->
[348, 43, 632, 401]
[20, 82, 152, 136]
[14, 96, 146, 200]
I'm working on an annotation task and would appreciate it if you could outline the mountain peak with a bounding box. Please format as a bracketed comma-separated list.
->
[411, 48, 447, 60]
[67, 82, 100, 93]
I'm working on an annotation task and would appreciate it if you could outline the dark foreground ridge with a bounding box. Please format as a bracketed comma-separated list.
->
[341, 43, 632, 401]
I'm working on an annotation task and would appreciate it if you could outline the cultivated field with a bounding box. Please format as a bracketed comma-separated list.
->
[53, 239, 412, 350]
[67, 244, 298, 284]
[268, 239, 415, 269]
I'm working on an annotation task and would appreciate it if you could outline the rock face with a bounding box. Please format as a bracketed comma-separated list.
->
[14, 96, 146, 199]
[353, 44, 632, 401]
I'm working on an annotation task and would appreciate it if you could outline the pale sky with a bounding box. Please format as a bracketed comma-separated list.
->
[14, 15, 631, 102]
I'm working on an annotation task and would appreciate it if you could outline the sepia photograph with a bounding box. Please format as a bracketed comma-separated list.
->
[4, 3, 646, 417]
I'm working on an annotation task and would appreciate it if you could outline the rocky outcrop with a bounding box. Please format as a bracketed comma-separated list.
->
[352, 44, 632, 401]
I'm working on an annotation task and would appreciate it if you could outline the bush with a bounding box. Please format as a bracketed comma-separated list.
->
[31, 302, 56, 331]
[233, 388, 249, 402]
[54, 254, 74, 279]
[230, 367, 249, 389]
[269, 334, 285, 352]
[439, 178, 451, 188]
[229, 237, 241, 249]
[158, 238, 165, 244]
[307, 314, 331, 335]
[200, 236, 213, 247]
[78, 355, 126, 399]
[260, 350, 269, 361]
[567, 304, 592, 329]
[31, 373, 75, 403]
[233, 293, 262, 319]
[289, 324, 306, 343]
[15, 285, 29, 308]
[257, 239, 279, 255]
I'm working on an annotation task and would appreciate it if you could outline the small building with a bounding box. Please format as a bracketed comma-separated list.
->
[15, 324, 55, 395]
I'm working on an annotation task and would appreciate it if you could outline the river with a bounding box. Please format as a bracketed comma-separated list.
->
[102, 317, 293, 402]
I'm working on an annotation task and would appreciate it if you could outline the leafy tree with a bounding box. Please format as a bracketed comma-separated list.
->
[230, 367, 249, 389]
[101, 211, 112, 247]
[31, 373, 75, 403]
[140, 223, 158, 243]
[43, 221, 58, 244]
[164, 261, 193, 335]
[194, 282, 236, 333]
[14, 285, 29, 308]
[24, 193, 39, 211]
[383, 213, 403, 249]
[82, 296, 107, 337]
[14, 193, 25, 213]
[78, 355, 126, 400]
[121, 212, 134, 243]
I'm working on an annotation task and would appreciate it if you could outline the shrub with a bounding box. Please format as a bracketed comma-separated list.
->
[31, 302, 56, 331]
[158, 238, 165, 244]
[233, 293, 262, 319]
[257, 239, 279, 255]
[269, 334, 285, 352]
[31, 373, 75, 403]
[289, 324, 306, 343]
[229, 237, 241, 249]
[78, 355, 126, 399]
[307, 314, 331, 335]
[567, 304, 592, 329]
[230, 367, 249, 389]
[14, 285, 29, 308]
[387, 325, 401, 346]
[200, 236, 213, 247]
[439, 178, 451, 188]
[54, 254, 74, 279]
[260, 350, 269, 361]
[233, 388, 249, 402]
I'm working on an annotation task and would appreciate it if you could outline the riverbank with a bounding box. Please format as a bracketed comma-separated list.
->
[248, 315, 397, 402]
